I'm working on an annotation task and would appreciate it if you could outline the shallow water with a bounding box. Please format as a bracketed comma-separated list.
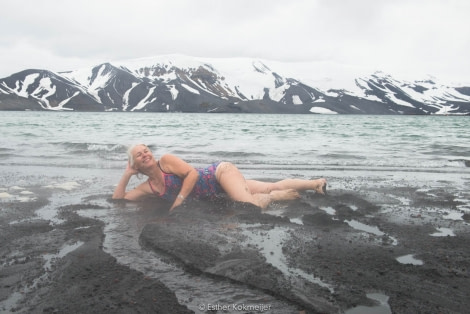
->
[396, 254, 424, 265]
[77, 202, 300, 313]
[345, 293, 392, 314]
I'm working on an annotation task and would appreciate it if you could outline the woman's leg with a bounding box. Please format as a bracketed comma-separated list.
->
[215, 162, 299, 209]
[246, 178, 327, 195]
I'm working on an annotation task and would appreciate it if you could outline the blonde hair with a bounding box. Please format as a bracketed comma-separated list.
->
[127, 144, 149, 167]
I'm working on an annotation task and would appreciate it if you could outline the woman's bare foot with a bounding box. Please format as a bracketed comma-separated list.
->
[313, 178, 327, 195]
[269, 189, 300, 201]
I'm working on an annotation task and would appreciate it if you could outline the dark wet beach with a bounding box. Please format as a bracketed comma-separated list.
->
[1, 167, 469, 313]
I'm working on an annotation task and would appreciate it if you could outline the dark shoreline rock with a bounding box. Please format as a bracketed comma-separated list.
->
[0, 200, 193, 314]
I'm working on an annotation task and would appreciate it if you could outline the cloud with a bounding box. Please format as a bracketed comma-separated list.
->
[0, 0, 469, 84]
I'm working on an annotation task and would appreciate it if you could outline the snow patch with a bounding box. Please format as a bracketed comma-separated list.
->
[181, 83, 200, 95]
[132, 86, 157, 111]
[15, 73, 39, 97]
[385, 93, 415, 108]
[55, 91, 78, 111]
[292, 95, 302, 105]
[309, 107, 338, 114]
[168, 84, 178, 100]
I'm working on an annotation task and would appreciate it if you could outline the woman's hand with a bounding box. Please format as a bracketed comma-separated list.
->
[125, 162, 139, 176]
[112, 162, 141, 200]
[169, 194, 185, 211]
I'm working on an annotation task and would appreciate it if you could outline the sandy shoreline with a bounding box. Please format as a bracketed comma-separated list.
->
[1, 172, 469, 313]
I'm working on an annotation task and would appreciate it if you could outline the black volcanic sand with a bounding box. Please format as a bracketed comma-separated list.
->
[0, 188, 192, 314]
[1, 176, 469, 313]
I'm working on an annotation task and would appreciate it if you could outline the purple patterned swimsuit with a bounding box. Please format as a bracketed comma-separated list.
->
[150, 162, 223, 201]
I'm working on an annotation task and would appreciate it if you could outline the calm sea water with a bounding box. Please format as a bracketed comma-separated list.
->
[1, 112, 469, 175]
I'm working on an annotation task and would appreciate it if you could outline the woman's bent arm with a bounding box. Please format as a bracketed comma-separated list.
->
[112, 171, 133, 199]
[112, 163, 144, 200]
[160, 154, 199, 211]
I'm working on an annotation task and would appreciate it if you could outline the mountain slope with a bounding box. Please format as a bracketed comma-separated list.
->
[1, 55, 469, 114]
[0, 69, 103, 111]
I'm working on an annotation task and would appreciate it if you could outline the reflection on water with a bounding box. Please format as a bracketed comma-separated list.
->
[430, 227, 455, 237]
[396, 254, 424, 265]
[43, 241, 84, 271]
[345, 293, 392, 314]
[345, 219, 398, 245]
[240, 224, 335, 293]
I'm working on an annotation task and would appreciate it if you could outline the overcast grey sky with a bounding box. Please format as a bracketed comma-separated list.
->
[1, 0, 469, 84]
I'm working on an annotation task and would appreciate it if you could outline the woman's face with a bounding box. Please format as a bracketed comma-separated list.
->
[131, 145, 155, 170]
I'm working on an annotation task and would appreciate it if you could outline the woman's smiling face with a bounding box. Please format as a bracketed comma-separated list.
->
[130, 144, 155, 170]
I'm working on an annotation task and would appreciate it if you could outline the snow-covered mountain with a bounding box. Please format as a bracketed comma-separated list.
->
[1, 55, 469, 114]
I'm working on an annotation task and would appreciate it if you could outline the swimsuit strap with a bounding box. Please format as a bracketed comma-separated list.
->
[157, 160, 171, 174]
[148, 179, 159, 195]
[148, 161, 170, 196]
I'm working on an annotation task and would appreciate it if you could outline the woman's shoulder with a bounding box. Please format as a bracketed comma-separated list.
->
[160, 153, 185, 165]
[158, 154, 181, 173]
[159, 153, 174, 160]
[159, 154, 195, 176]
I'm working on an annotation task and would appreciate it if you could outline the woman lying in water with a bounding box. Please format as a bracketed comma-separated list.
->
[113, 144, 327, 211]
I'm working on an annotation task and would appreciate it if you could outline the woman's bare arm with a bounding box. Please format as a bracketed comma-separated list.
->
[112, 162, 147, 201]
[159, 154, 199, 211]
